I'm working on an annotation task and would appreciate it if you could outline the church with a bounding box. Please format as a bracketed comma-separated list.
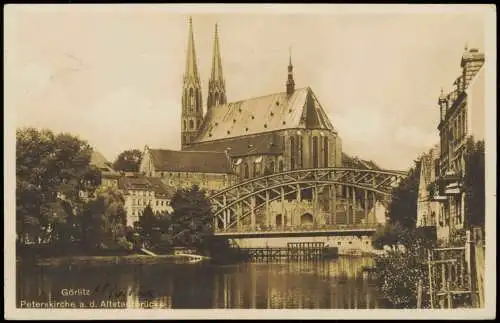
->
[180, 17, 343, 179]
[137, 17, 386, 226]
[140, 17, 382, 189]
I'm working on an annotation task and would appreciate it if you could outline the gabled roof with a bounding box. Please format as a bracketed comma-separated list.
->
[185, 132, 284, 157]
[118, 176, 175, 197]
[148, 148, 233, 174]
[195, 87, 336, 143]
[90, 150, 116, 173]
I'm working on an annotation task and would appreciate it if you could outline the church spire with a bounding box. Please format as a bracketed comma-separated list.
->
[184, 16, 200, 82]
[286, 46, 295, 95]
[207, 23, 227, 111]
[181, 17, 203, 150]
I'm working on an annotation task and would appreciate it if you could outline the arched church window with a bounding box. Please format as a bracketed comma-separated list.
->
[278, 160, 284, 172]
[312, 136, 319, 168]
[214, 92, 219, 106]
[189, 120, 194, 129]
[269, 161, 275, 173]
[244, 163, 249, 179]
[197, 120, 200, 129]
[290, 137, 295, 170]
[183, 120, 187, 130]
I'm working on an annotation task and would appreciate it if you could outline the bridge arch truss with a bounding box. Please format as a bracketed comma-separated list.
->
[208, 167, 407, 233]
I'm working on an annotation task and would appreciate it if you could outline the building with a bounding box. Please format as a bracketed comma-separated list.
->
[180, 18, 342, 180]
[416, 145, 444, 233]
[433, 46, 485, 242]
[90, 150, 121, 188]
[139, 146, 237, 193]
[118, 176, 176, 227]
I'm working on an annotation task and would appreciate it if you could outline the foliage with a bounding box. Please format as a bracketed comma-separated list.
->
[374, 228, 437, 308]
[386, 159, 421, 229]
[372, 222, 405, 250]
[16, 127, 101, 246]
[112, 149, 142, 173]
[16, 127, 133, 255]
[463, 137, 485, 230]
[169, 185, 214, 250]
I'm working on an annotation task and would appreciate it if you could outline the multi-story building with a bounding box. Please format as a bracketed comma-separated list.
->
[118, 176, 175, 227]
[433, 46, 485, 242]
[139, 147, 237, 194]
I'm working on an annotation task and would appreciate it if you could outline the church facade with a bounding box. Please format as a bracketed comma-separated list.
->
[180, 18, 343, 179]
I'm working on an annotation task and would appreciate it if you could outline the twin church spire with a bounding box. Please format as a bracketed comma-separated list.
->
[181, 17, 227, 149]
[181, 17, 294, 149]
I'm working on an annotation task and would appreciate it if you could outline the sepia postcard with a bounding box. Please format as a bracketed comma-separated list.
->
[4, 3, 497, 320]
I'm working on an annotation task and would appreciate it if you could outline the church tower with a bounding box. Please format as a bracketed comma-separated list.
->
[181, 17, 204, 150]
[286, 48, 295, 95]
[207, 23, 227, 112]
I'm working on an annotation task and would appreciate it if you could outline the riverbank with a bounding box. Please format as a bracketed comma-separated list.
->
[18, 254, 209, 267]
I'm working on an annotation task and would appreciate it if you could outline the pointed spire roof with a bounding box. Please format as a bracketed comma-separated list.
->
[210, 23, 224, 82]
[185, 17, 200, 81]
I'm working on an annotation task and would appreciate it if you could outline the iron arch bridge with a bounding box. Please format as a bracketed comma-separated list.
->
[208, 167, 408, 235]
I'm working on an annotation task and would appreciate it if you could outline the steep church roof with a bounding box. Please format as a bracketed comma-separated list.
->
[185, 132, 284, 157]
[147, 148, 233, 174]
[195, 87, 336, 143]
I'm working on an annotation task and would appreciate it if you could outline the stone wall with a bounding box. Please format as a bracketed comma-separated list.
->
[230, 234, 374, 255]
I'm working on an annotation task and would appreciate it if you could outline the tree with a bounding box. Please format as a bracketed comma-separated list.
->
[112, 149, 142, 173]
[463, 137, 485, 230]
[80, 186, 127, 249]
[137, 205, 158, 247]
[16, 127, 101, 246]
[169, 185, 213, 249]
[386, 160, 421, 229]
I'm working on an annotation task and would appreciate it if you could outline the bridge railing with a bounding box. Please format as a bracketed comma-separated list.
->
[214, 223, 378, 234]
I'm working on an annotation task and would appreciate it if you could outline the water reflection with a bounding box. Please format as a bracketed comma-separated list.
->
[17, 257, 382, 309]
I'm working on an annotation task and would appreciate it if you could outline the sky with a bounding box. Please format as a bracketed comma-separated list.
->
[5, 4, 489, 170]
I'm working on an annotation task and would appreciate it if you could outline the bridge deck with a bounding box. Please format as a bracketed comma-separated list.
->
[214, 225, 377, 237]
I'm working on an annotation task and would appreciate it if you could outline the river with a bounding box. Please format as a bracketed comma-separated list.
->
[17, 256, 386, 309]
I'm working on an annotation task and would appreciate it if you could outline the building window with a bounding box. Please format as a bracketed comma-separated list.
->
[189, 120, 194, 129]
[279, 160, 284, 172]
[183, 120, 186, 130]
[290, 136, 295, 170]
[323, 137, 329, 167]
[312, 136, 319, 168]
[253, 163, 259, 177]
[269, 161, 275, 173]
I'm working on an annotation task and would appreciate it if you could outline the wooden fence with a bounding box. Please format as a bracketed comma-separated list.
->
[422, 227, 484, 309]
